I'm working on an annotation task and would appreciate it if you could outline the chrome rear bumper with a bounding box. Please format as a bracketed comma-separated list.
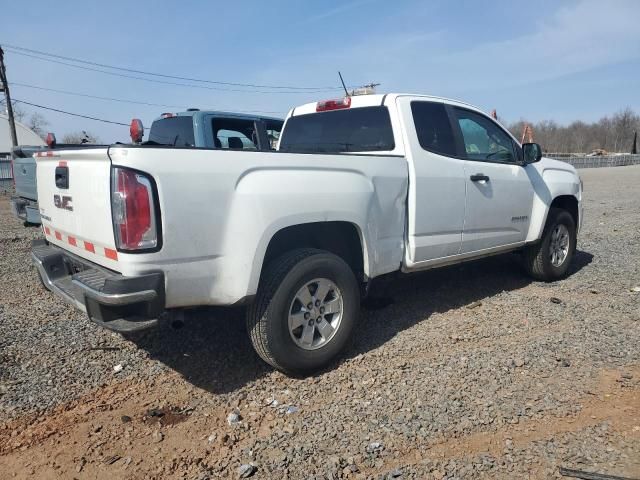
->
[31, 240, 164, 332]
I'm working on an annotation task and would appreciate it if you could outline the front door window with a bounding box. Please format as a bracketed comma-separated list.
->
[455, 109, 516, 164]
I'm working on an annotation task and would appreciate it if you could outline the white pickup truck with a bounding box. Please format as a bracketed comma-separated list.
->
[32, 94, 582, 374]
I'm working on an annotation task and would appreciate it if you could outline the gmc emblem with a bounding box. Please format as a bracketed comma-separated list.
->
[53, 194, 74, 211]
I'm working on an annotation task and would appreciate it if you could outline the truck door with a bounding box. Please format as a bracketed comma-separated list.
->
[397, 98, 466, 266]
[450, 106, 534, 253]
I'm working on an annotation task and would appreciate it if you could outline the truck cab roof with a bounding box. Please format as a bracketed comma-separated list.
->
[282, 93, 517, 156]
[288, 93, 485, 118]
[152, 110, 283, 124]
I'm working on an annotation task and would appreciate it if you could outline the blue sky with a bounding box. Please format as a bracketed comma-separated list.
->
[3, 0, 639, 142]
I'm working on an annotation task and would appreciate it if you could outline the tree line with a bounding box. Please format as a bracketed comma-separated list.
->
[505, 107, 639, 154]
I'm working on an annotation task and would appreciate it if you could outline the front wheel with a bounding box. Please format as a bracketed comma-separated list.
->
[247, 249, 360, 374]
[523, 208, 577, 281]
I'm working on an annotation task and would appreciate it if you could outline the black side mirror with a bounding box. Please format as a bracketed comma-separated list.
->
[522, 143, 542, 164]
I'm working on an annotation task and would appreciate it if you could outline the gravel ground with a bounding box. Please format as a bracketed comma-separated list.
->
[0, 165, 639, 479]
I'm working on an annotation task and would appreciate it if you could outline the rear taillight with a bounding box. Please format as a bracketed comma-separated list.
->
[111, 167, 158, 251]
[316, 96, 351, 112]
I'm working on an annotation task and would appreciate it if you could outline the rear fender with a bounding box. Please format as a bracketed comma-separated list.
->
[224, 166, 408, 297]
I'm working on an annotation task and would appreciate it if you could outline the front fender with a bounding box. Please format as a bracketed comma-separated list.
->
[525, 158, 581, 242]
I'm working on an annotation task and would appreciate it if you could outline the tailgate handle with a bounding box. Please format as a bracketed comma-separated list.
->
[55, 166, 69, 189]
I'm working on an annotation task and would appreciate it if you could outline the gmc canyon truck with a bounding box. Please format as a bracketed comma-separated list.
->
[31, 94, 582, 374]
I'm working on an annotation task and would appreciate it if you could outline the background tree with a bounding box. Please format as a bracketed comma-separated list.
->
[507, 107, 640, 154]
[0, 98, 26, 122]
[62, 130, 101, 144]
[1, 99, 50, 140]
[25, 112, 49, 140]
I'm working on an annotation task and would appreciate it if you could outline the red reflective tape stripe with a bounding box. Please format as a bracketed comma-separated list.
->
[84, 241, 95, 253]
[44, 226, 51, 235]
[58, 160, 67, 167]
[54, 231, 62, 240]
[68, 236, 77, 247]
[104, 248, 118, 260]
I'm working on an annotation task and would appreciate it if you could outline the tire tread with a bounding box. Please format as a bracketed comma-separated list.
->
[246, 248, 324, 372]
[523, 207, 575, 281]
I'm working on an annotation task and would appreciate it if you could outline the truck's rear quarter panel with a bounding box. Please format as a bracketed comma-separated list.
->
[109, 147, 408, 307]
[36, 145, 407, 308]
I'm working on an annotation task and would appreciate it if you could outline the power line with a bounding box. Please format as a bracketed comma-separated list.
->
[13, 82, 185, 109]
[13, 98, 129, 126]
[4, 43, 342, 90]
[7, 49, 334, 95]
[2, 43, 349, 92]
[10, 81, 284, 114]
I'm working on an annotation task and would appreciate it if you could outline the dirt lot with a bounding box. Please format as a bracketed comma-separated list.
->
[1, 166, 639, 480]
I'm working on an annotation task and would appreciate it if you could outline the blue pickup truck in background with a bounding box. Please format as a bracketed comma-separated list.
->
[10, 144, 46, 224]
[9, 109, 283, 225]
[146, 109, 283, 149]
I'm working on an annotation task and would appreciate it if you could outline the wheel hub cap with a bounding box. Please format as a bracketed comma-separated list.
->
[550, 224, 570, 267]
[288, 278, 343, 350]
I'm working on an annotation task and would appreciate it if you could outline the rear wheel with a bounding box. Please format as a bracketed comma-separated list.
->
[247, 249, 360, 374]
[523, 208, 576, 281]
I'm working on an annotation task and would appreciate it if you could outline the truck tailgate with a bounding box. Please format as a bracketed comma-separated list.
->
[36, 148, 119, 269]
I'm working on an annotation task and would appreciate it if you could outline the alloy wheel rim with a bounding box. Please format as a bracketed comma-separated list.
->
[288, 278, 343, 350]
[550, 224, 570, 267]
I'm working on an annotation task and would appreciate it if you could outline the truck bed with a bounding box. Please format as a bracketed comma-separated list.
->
[35, 145, 409, 307]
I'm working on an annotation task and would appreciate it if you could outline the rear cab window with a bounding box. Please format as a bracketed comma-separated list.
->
[410, 101, 457, 157]
[212, 118, 259, 150]
[148, 116, 195, 147]
[279, 106, 395, 153]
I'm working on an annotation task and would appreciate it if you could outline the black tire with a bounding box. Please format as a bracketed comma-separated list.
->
[246, 248, 360, 374]
[523, 208, 576, 281]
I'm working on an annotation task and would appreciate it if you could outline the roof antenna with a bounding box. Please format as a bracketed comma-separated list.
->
[338, 71, 350, 97]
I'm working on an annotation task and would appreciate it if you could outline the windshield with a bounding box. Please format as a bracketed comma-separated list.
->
[279, 106, 395, 153]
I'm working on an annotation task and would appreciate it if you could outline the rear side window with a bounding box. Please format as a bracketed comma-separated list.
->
[411, 101, 456, 157]
[148, 116, 195, 147]
[212, 118, 258, 151]
[279, 106, 395, 153]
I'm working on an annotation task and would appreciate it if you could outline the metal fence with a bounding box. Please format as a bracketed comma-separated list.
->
[0, 156, 13, 194]
[0, 155, 11, 179]
[546, 154, 640, 169]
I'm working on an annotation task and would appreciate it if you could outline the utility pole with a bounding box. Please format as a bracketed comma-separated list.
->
[0, 46, 19, 148]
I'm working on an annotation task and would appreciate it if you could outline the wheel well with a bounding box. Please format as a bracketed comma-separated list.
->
[550, 195, 579, 226]
[263, 222, 365, 281]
